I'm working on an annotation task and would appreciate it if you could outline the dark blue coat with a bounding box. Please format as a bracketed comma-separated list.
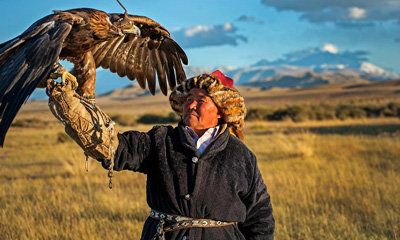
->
[107, 122, 274, 240]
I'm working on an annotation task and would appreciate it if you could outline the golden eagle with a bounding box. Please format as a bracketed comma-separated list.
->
[0, 0, 188, 146]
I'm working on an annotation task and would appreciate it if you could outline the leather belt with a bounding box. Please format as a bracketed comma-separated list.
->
[150, 209, 235, 240]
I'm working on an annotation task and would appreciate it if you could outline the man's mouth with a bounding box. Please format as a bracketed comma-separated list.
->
[184, 111, 198, 118]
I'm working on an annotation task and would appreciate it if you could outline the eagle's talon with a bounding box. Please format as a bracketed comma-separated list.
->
[48, 63, 79, 90]
[61, 71, 78, 91]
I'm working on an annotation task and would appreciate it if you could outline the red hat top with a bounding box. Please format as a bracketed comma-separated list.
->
[211, 70, 234, 88]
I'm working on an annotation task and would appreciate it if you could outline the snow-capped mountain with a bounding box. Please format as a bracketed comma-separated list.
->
[183, 45, 398, 88]
[245, 72, 370, 89]
[225, 46, 398, 85]
[359, 62, 398, 79]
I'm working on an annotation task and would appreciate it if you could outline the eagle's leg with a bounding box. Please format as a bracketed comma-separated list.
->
[47, 62, 79, 90]
[71, 52, 97, 100]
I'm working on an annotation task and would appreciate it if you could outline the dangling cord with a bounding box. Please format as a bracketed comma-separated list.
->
[78, 99, 116, 189]
[84, 152, 89, 172]
[107, 121, 116, 189]
[108, 168, 114, 189]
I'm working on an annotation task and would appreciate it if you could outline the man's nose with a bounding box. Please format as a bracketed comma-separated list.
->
[189, 100, 198, 109]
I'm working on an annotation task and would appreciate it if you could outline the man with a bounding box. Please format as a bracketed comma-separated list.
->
[47, 70, 275, 240]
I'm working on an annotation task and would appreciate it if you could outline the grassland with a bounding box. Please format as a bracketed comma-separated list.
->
[1, 117, 399, 239]
[1, 81, 400, 239]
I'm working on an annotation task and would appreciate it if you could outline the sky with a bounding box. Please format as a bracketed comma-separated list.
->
[0, 0, 399, 74]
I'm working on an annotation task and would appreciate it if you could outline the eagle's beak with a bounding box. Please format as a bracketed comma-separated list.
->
[123, 25, 141, 36]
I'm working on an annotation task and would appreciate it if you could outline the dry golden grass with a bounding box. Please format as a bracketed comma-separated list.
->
[246, 120, 400, 239]
[2, 81, 400, 239]
[1, 117, 399, 239]
[0, 125, 148, 239]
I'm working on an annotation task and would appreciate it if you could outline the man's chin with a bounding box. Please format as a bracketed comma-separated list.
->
[183, 116, 198, 128]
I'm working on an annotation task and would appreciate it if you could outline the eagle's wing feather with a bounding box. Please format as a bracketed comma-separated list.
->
[125, 38, 139, 80]
[113, 36, 132, 78]
[160, 50, 177, 91]
[99, 36, 125, 71]
[133, 38, 146, 89]
[0, 19, 73, 146]
[151, 50, 167, 95]
[145, 47, 156, 95]
[92, 14, 188, 95]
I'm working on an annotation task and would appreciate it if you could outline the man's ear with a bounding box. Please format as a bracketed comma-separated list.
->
[217, 112, 224, 125]
[217, 111, 222, 120]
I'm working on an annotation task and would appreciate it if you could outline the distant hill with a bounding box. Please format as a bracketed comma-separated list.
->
[28, 47, 399, 100]
[246, 72, 371, 89]
[237, 79, 400, 108]
[97, 78, 400, 108]
[20, 79, 400, 116]
[99, 83, 156, 100]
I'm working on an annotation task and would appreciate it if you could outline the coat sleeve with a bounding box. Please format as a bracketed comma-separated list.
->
[102, 128, 156, 174]
[238, 155, 275, 240]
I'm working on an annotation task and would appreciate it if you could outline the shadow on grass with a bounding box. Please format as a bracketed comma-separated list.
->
[308, 124, 400, 136]
[251, 123, 400, 136]
[1, 172, 73, 181]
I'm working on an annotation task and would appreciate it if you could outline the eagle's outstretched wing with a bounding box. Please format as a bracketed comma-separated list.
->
[92, 14, 188, 95]
[0, 18, 73, 147]
[0, 9, 188, 147]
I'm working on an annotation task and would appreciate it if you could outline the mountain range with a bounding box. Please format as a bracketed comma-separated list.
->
[29, 46, 399, 100]
[184, 47, 399, 87]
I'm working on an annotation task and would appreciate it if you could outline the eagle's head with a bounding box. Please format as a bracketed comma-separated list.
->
[114, 13, 141, 36]
[113, 0, 141, 36]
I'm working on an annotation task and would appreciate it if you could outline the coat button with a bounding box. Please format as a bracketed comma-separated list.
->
[192, 157, 198, 163]
[184, 194, 191, 200]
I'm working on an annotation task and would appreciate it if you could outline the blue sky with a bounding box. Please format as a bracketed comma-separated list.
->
[1, 0, 399, 74]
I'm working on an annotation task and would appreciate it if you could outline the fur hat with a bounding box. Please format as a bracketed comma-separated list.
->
[169, 70, 247, 141]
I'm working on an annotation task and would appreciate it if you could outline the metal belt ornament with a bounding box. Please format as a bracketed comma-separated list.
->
[150, 209, 235, 240]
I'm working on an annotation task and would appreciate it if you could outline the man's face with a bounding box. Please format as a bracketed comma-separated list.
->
[183, 88, 221, 133]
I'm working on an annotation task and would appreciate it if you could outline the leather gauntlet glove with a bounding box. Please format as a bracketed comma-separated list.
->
[46, 78, 119, 162]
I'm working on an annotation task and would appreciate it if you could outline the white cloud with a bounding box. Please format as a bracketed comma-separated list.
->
[265, 45, 370, 70]
[223, 22, 233, 31]
[183, 23, 233, 37]
[184, 25, 214, 37]
[322, 43, 339, 54]
[349, 7, 366, 20]
[171, 23, 247, 49]
[261, 0, 400, 24]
